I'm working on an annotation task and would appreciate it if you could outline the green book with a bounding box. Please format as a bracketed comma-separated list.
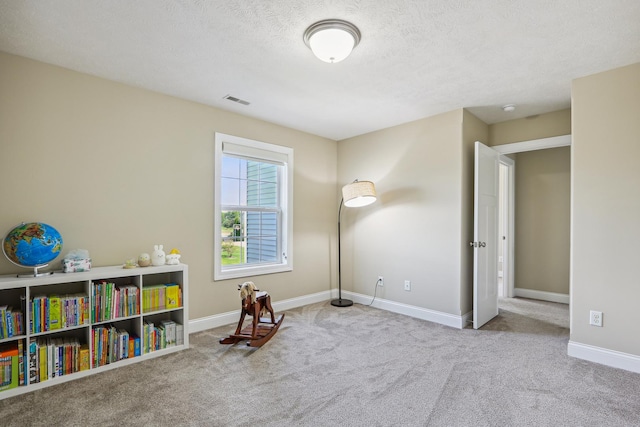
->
[49, 296, 61, 330]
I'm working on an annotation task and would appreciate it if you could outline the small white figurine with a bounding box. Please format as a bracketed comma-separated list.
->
[151, 245, 166, 266]
[165, 248, 181, 265]
[138, 253, 151, 267]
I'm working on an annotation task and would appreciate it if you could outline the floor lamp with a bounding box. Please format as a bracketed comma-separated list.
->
[332, 179, 377, 307]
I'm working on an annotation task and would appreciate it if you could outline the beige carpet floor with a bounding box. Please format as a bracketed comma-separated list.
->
[1, 297, 639, 426]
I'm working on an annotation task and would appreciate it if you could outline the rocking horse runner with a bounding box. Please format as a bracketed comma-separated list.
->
[219, 282, 285, 347]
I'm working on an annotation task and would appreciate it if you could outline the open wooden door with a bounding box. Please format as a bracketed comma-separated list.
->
[473, 141, 500, 329]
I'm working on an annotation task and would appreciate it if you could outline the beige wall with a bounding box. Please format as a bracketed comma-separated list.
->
[337, 109, 485, 316]
[489, 109, 571, 145]
[6, 49, 638, 361]
[514, 147, 571, 294]
[571, 62, 640, 355]
[0, 52, 337, 320]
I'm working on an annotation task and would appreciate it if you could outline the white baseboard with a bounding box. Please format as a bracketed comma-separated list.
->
[568, 341, 640, 374]
[514, 288, 570, 304]
[340, 290, 467, 329]
[189, 290, 331, 333]
[190, 288, 466, 333]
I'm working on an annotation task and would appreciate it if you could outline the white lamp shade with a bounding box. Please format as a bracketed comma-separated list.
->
[309, 29, 355, 63]
[303, 19, 361, 64]
[342, 180, 376, 207]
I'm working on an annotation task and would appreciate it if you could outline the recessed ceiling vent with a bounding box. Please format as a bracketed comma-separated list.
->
[223, 95, 250, 106]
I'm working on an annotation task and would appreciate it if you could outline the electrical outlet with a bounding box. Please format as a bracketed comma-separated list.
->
[378, 276, 384, 287]
[404, 280, 411, 291]
[590, 310, 603, 327]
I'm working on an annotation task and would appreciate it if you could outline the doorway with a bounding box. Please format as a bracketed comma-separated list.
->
[493, 134, 571, 304]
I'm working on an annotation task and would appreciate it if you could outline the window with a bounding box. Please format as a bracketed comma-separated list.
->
[214, 133, 293, 280]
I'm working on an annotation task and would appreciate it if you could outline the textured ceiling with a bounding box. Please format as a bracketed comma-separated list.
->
[1, 0, 639, 140]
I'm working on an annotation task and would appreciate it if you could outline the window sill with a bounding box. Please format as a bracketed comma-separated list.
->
[214, 263, 292, 281]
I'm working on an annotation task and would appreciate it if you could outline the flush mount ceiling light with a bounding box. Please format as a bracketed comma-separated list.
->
[502, 104, 516, 112]
[303, 19, 361, 63]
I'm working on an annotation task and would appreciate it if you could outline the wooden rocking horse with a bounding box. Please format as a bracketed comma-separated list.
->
[219, 281, 284, 347]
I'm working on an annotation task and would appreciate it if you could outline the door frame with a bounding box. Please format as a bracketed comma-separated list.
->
[492, 134, 571, 155]
[499, 156, 515, 298]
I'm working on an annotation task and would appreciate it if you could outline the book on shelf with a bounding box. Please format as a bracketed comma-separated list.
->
[160, 320, 177, 347]
[49, 296, 61, 330]
[165, 284, 181, 309]
[28, 341, 37, 384]
[38, 345, 47, 382]
[132, 335, 141, 357]
[17, 339, 24, 386]
[176, 324, 184, 346]
[79, 345, 90, 371]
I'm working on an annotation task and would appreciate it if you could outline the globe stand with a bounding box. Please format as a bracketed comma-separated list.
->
[17, 264, 54, 278]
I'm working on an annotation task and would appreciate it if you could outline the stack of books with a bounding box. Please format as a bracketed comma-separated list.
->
[91, 325, 139, 367]
[91, 282, 140, 322]
[142, 283, 182, 313]
[0, 306, 24, 338]
[27, 338, 87, 384]
[30, 294, 89, 333]
[143, 320, 182, 353]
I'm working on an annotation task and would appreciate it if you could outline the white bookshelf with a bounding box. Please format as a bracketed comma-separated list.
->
[0, 263, 188, 400]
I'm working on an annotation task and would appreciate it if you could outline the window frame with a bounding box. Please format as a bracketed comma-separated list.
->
[214, 133, 293, 281]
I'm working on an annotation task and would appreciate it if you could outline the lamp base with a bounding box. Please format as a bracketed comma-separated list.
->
[331, 298, 353, 307]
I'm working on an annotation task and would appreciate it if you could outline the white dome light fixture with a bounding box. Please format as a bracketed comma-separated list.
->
[303, 19, 361, 63]
[502, 104, 516, 112]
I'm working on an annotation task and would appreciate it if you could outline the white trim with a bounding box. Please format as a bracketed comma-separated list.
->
[513, 288, 570, 304]
[189, 290, 330, 332]
[341, 290, 468, 329]
[492, 134, 571, 155]
[190, 289, 471, 334]
[568, 341, 640, 374]
[499, 155, 515, 298]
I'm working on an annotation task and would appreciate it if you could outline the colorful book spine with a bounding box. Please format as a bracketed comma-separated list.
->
[28, 341, 37, 384]
[161, 320, 177, 347]
[176, 323, 184, 346]
[38, 345, 47, 382]
[17, 339, 24, 386]
[79, 345, 90, 371]
[0, 306, 7, 339]
[133, 335, 141, 357]
[0, 306, 25, 338]
[165, 284, 181, 309]
[49, 296, 61, 330]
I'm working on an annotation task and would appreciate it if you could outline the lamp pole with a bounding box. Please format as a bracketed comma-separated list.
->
[332, 197, 353, 307]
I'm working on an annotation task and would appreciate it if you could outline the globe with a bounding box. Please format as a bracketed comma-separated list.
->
[2, 222, 63, 276]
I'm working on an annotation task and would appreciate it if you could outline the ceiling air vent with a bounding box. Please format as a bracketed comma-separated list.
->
[223, 95, 250, 106]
